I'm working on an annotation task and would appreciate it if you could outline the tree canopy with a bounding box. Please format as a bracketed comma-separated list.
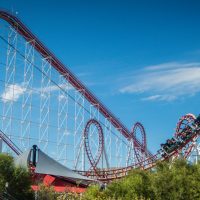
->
[83, 159, 200, 200]
[0, 153, 34, 200]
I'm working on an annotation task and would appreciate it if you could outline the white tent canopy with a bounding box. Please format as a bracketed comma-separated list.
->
[15, 147, 93, 182]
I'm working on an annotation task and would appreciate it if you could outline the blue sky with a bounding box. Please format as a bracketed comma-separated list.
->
[1, 0, 200, 153]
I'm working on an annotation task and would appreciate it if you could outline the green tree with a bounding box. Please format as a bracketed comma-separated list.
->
[82, 184, 107, 200]
[0, 153, 34, 199]
[36, 184, 58, 200]
[36, 184, 81, 200]
[152, 159, 200, 200]
[83, 159, 200, 200]
[56, 192, 79, 200]
[105, 169, 154, 200]
[83, 169, 154, 200]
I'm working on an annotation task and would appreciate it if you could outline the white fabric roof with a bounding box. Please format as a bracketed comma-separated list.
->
[15, 147, 93, 182]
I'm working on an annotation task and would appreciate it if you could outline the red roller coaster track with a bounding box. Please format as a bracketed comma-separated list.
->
[132, 122, 147, 165]
[75, 114, 200, 181]
[0, 130, 22, 155]
[84, 119, 104, 174]
[0, 10, 152, 156]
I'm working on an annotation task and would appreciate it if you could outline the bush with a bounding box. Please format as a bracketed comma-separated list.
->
[0, 153, 34, 199]
[82, 159, 200, 200]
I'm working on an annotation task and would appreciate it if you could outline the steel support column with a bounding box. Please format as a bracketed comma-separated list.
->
[2, 26, 17, 152]
[21, 39, 34, 150]
[39, 57, 52, 151]
[74, 90, 85, 170]
[57, 73, 69, 164]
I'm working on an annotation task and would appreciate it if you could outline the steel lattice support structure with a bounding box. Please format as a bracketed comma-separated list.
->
[39, 57, 52, 152]
[57, 73, 69, 164]
[2, 26, 17, 153]
[0, 12, 133, 170]
[74, 89, 85, 170]
[0, 11, 152, 158]
[0, 10, 150, 172]
[116, 129, 123, 168]
[126, 135, 136, 167]
[21, 39, 34, 150]
[103, 118, 111, 168]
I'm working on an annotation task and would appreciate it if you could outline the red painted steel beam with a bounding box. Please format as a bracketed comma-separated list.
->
[0, 10, 152, 155]
[0, 130, 22, 155]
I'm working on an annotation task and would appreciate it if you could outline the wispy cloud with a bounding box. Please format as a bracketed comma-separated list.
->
[1, 83, 73, 103]
[1, 84, 26, 103]
[39, 84, 73, 93]
[141, 95, 177, 102]
[119, 62, 200, 101]
[63, 130, 71, 136]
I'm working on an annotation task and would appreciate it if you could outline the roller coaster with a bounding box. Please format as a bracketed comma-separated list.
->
[0, 10, 199, 187]
[76, 113, 200, 181]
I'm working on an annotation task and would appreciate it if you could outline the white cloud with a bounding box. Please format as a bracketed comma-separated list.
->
[119, 62, 200, 101]
[39, 84, 73, 93]
[1, 84, 26, 103]
[144, 62, 200, 71]
[1, 83, 73, 103]
[142, 95, 177, 102]
[63, 130, 71, 136]
[58, 94, 66, 101]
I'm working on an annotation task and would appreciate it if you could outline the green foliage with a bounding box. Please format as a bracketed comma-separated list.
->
[56, 192, 80, 200]
[82, 185, 107, 200]
[0, 153, 13, 192]
[104, 169, 154, 200]
[82, 159, 200, 200]
[36, 184, 58, 200]
[152, 160, 200, 200]
[0, 153, 34, 199]
[36, 184, 81, 200]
